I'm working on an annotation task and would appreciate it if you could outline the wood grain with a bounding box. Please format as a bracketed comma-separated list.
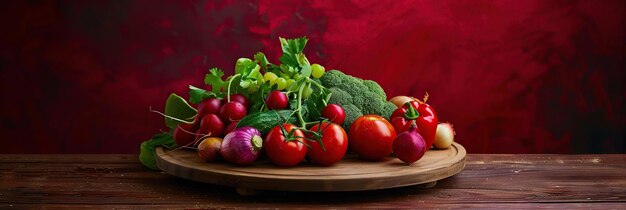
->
[155, 143, 466, 192]
[1, 154, 625, 208]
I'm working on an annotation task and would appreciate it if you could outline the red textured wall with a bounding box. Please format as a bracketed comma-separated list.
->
[1, 0, 624, 154]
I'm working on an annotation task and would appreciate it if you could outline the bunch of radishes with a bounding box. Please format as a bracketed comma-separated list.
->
[172, 94, 250, 153]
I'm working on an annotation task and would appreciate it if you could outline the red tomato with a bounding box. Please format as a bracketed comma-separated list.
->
[321, 104, 346, 125]
[306, 122, 348, 166]
[348, 115, 397, 161]
[264, 124, 308, 167]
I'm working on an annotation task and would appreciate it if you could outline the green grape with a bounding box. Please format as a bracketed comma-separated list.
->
[280, 73, 291, 80]
[286, 79, 295, 88]
[311, 64, 325, 78]
[293, 73, 302, 81]
[286, 79, 298, 92]
[302, 85, 313, 99]
[264, 72, 278, 85]
[275, 78, 287, 90]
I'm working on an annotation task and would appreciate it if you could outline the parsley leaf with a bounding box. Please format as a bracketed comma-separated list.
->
[204, 68, 226, 97]
[188, 85, 215, 104]
[278, 37, 312, 77]
[235, 58, 261, 81]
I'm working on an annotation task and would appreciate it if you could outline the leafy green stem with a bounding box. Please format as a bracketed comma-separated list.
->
[296, 80, 307, 128]
[226, 74, 241, 102]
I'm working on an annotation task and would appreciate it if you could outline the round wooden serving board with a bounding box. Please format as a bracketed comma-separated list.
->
[156, 142, 466, 192]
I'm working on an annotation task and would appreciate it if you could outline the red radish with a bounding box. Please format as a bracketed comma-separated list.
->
[228, 94, 250, 109]
[197, 98, 222, 119]
[224, 123, 238, 135]
[219, 102, 247, 124]
[197, 137, 222, 162]
[265, 90, 288, 110]
[173, 123, 197, 147]
[195, 114, 225, 141]
[392, 122, 427, 165]
[321, 104, 346, 125]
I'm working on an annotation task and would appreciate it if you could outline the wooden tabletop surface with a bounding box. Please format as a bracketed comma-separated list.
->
[1, 154, 625, 209]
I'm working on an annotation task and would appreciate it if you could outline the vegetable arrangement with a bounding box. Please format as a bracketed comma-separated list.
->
[139, 36, 456, 170]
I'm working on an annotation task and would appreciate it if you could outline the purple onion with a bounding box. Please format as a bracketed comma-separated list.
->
[220, 126, 263, 165]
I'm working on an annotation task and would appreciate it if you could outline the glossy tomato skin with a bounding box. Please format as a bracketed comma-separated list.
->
[307, 122, 348, 166]
[264, 124, 308, 167]
[348, 115, 397, 161]
[321, 104, 346, 125]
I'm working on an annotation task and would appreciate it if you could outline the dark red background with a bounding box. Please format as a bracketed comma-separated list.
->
[1, 0, 624, 154]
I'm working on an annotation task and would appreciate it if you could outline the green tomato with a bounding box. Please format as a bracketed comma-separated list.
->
[311, 64, 325, 78]
[275, 78, 287, 90]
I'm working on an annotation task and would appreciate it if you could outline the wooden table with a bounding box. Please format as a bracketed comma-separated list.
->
[1, 154, 625, 209]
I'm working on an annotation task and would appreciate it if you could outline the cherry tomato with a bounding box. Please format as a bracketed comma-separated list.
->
[321, 104, 346, 125]
[265, 90, 288, 110]
[227, 94, 250, 109]
[264, 124, 307, 167]
[219, 102, 247, 124]
[306, 122, 348, 166]
[391, 117, 417, 134]
[348, 115, 397, 161]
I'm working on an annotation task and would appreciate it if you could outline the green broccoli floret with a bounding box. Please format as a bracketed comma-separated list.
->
[363, 80, 387, 99]
[353, 91, 385, 115]
[319, 70, 346, 88]
[320, 70, 394, 130]
[334, 78, 367, 98]
[379, 101, 398, 120]
[342, 104, 362, 129]
[328, 87, 353, 105]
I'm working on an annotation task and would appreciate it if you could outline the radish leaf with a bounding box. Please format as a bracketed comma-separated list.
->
[164, 93, 197, 128]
